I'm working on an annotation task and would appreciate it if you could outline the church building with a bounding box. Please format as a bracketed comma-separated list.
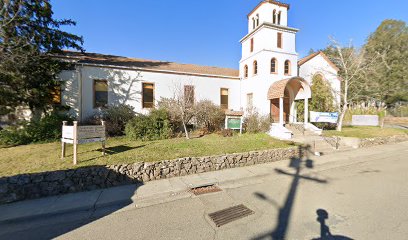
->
[58, 0, 341, 139]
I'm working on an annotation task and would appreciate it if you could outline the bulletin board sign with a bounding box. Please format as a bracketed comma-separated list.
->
[225, 111, 244, 134]
[61, 121, 106, 165]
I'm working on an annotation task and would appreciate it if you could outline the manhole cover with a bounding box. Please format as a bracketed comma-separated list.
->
[190, 184, 222, 196]
[208, 204, 254, 227]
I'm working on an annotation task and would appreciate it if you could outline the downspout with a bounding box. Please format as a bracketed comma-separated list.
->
[239, 77, 243, 111]
[77, 64, 84, 122]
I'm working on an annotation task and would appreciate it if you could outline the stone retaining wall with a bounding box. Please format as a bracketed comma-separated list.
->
[359, 135, 408, 148]
[0, 147, 300, 204]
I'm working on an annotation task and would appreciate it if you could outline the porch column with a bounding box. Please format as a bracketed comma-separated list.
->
[279, 97, 284, 125]
[304, 98, 309, 124]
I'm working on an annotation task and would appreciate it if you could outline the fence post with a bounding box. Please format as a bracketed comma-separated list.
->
[61, 121, 67, 160]
[73, 121, 78, 165]
[101, 120, 106, 156]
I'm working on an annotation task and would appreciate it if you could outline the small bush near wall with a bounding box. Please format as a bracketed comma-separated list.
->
[125, 109, 172, 141]
[86, 104, 136, 136]
[0, 111, 73, 145]
[196, 100, 225, 132]
[244, 108, 271, 133]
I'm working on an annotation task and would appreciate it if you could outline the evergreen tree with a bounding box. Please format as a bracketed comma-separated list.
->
[309, 74, 335, 112]
[296, 74, 335, 122]
[0, 0, 83, 117]
[364, 20, 408, 105]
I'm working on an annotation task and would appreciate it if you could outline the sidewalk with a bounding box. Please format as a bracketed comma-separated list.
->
[0, 141, 406, 224]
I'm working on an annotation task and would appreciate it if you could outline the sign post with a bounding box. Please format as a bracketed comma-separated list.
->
[61, 121, 106, 165]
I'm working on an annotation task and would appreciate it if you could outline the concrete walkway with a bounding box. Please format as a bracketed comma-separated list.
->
[1, 141, 408, 239]
[0, 160, 282, 224]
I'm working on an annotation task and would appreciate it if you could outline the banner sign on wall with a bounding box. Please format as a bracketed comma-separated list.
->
[310, 111, 339, 124]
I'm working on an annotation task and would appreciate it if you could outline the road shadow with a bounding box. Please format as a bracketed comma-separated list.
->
[0, 166, 143, 240]
[312, 209, 353, 240]
[252, 145, 328, 240]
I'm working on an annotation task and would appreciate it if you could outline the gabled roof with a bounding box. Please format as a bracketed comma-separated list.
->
[57, 51, 240, 79]
[298, 51, 340, 72]
[248, 0, 290, 18]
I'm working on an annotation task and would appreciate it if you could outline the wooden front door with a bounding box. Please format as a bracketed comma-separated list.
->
[283, 96, 290, 122]
[270, 97, 291, 123]
[270, 99, 280, 123]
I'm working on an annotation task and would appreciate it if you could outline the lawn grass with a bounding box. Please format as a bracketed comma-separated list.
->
[0, 133, 295, 177]
[323, 126, 408, 139]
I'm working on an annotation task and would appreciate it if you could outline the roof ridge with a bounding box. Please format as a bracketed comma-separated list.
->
[58, 50, 240, 78]
[298, 51, 340, 72]
[61, 50, 238, 71]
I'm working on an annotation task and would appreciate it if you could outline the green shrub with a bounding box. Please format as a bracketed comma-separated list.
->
[0, 125, 31, 145]
[86, 104, 136, 136]
[195, 100, 225, 132]
[243, 108, 271, 133]
[0, 111, 74, 145]
[125, 109, 172, 141]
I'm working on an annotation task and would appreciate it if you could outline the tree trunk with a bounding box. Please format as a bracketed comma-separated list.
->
[182, 121, 190, 139]
[336, 105, 348, 131]
[29, 105, 43, 122]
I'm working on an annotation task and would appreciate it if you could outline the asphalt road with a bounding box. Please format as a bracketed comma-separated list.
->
[1, 142, 408, 240]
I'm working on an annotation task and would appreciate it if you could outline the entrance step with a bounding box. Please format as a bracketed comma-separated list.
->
[268, 123, 293, 140]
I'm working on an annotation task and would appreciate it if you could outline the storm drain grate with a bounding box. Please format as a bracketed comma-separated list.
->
[190, 184, 222, 196]
[208, 204, 254, 227]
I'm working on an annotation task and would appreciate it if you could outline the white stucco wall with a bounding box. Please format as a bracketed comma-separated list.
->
[60, 66, 241, 120]
[239, 49, 298, 116]
[298, 54, 341, 106]
[241, 27, 297, 60]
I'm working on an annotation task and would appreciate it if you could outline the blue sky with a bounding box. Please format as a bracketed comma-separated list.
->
[53, 0, 408, 69]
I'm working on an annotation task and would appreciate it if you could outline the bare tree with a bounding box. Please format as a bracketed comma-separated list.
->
[159, 82, 196, 139]
[329, 38, 380, 131]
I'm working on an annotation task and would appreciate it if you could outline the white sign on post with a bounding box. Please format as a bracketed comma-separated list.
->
[61, 121, 106, 165]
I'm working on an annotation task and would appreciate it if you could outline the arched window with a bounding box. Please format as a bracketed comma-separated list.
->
[284, 60, 291, 75]
[278, 11, 281, 25]
[271, 58, 277, 73]
[252, 18, 255, 29]
[273, 10, 276, 24]
[256, 14, 260, 26]
[253, 61, 258, 75]
[244, 65, 248, 78]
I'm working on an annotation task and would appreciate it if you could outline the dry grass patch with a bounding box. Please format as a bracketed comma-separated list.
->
[0, 133, 294, 177]
[324, 126, 408, 139]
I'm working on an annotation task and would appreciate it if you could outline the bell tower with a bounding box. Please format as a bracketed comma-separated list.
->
[239, 0, 300, 115]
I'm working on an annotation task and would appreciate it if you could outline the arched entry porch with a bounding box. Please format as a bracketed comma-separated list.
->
[267, 77, 311, 125]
